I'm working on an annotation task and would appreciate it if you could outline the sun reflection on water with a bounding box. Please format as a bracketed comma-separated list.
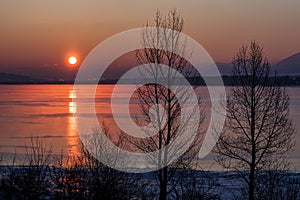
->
[67, 88, 80, 157]
[69, 89, 77, 98]
[69, 102, 77, 114]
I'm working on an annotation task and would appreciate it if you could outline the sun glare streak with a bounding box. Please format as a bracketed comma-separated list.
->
[69, 89, 77, 98]
[67, 88, 79, 158]
[69, 102, 77, 114]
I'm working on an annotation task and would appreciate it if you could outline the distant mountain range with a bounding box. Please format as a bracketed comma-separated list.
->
[273, 53, 300, 75]
[0, 73, 41, 84]
[0, 52, 299, 84]
[216, 52, 300, 76]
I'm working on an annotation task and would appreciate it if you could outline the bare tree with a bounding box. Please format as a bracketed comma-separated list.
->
[82, 127, 141, 200]
[1, 137, 53, 199]
[52, 126, 142, 200]
[215, 41, 295, 200]
[133, 9, 204, 200]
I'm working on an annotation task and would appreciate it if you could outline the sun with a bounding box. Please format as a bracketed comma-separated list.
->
[68, 56, 77, 65]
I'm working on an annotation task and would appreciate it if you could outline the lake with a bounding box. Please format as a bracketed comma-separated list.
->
[0, 84, 299, 171]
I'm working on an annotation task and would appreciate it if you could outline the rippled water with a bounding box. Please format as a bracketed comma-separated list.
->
[0, 85, 299, 171]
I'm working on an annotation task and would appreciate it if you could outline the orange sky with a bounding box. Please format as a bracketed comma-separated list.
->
[1, 0, 300, 71]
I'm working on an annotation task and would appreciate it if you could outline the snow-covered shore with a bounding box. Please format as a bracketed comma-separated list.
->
[0, 165, 299, 199]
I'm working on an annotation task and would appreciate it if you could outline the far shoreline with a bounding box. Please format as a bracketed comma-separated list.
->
[1, 75, 300, 86]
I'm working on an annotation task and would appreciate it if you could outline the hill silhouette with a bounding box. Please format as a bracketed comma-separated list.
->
[274, 52, 300, 75]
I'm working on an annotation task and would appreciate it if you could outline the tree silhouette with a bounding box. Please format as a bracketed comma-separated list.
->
[215, 41, 295, 200]
[133, 9, 204, 200]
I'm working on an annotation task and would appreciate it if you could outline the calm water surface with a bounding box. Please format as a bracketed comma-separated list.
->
[0, 85, 299, 170]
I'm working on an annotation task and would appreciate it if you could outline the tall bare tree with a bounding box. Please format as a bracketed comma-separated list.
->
[215, 41, 295, 200]
[134, 9, 204, 200]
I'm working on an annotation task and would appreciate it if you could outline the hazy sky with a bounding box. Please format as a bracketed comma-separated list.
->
[1, 0, 300, 71]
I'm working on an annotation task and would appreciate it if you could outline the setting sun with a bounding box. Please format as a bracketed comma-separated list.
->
[68, 56, 77, 65]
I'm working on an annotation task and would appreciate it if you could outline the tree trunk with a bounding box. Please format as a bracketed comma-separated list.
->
[159, 183, 167, 200]
[249, 163, 255, 200]
[249, 70, 256, 200]
[159, 174, 167, 200]
[158, 166, 168, 200]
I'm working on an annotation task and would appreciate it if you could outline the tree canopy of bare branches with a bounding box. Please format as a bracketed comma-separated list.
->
[134, 9, 204, 200]
[215, 41, 295, 200]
